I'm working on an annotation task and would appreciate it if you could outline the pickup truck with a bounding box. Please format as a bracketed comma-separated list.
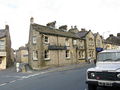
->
[86, 49, 120, 90]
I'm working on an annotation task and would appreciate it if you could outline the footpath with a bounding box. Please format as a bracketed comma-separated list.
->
[26, 62, 94, 73]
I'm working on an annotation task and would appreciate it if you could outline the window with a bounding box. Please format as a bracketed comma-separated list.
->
[44, 36, 49, 43]
[33, 51, 38, 60]
[79, 51, 85, 59]
[73, 40, 77, 45]
[0, 57, 2, 64]
[32, 36, 37, 44]
[65, 38, 70, 46]
[66, 50, 70, 58]
[44, 50, 50, 60]
[0, 40, 5, 50]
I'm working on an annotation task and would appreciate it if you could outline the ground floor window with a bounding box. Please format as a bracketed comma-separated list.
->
[66, 50, 70, 58]
[0, 57, 2, 64]
[44, 50, 50, 60]
[33, 51, 38, 60]
[88, 50, 94, 58]
[79, 50, 85, 59]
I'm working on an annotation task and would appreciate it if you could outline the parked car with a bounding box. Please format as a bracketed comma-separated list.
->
[86, 49, 120, 90]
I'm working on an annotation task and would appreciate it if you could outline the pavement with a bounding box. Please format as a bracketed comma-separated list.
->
[26, 61, 94, 74]
[0, 61, 94, 74]
[0, 62, 94, 88]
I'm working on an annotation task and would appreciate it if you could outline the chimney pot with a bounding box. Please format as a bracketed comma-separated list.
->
[30, 17, 34, 24]
[109, 34, 113, 37]
[117, 33, 120, 37]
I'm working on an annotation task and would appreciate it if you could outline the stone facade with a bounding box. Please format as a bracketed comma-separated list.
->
[94, 33, 104, 58]
[28, 18, 85, 70]
[104, 34, 120, 50]
[16, 46, 28, 64]
[0, 25, 12, 70]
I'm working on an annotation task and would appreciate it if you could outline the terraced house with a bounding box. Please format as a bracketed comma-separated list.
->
[104, 34, 120, 49]
[0, 25, 12, 70]
[76, 29, 96, 61]
[28, 17, 85, 70]
[16, 46, 28, 64]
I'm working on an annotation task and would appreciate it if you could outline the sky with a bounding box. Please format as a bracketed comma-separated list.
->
[0, 0, 120, 49]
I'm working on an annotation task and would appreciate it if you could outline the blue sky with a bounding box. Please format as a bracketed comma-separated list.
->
[0, 0, 120, 49]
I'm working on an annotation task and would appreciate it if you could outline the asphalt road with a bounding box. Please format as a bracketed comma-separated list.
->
[0, 64, 119, 90]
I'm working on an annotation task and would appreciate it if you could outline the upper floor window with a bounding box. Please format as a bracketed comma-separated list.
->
[32, 36, 37, 44]
[0, 40, 5, 50]
[44, 36, 49, 43]
[73, 39, 77, 45]
[65, 38, 70, 46]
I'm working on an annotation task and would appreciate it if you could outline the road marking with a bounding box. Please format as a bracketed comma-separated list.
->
[0, 71, 49, 87]
[0, 83, 7, 86]
[9, 80, 16, 83]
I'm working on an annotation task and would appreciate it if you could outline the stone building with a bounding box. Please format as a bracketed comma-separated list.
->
[104, 34, 120, 50]
[94, 33, 103, 56]
[16, 46, 28, 64]
[0, 25, 12, 69]
[28, 18, 85, 70]
[76, 29, 96, 61]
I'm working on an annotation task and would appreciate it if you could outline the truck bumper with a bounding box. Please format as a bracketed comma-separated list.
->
[86, 81, 120, 87]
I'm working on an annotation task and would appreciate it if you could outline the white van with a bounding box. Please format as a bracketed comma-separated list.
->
[86, 49, 120, 90]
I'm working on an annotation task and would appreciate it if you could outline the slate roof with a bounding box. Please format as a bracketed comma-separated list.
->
[0, 29, 6, 38]
[32, 23, 80, 39]
[75, 31, 88, 38]
[105, 35, 120, 45]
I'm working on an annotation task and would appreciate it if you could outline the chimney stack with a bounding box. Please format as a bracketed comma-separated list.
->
[5, 25, 9, 30]
[81, 28, 86, 31]
[59, 25, 67, 31]
[109, 34, 113, 37]
[46, 21, 56, 29]
[30, 17, 34, 24]
[117, 33, 120, 37]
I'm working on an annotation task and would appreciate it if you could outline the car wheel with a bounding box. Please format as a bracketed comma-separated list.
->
[88, 84, 97, 90]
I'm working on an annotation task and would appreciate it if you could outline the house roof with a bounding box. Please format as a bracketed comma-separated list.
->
[0, 29, 6, 38]
[31, 23, 80, 39]
[105, 35, 120, 45]
[75, 30, 88, 38]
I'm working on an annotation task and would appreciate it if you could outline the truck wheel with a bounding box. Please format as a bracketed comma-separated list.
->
[88, 84, 97, 90]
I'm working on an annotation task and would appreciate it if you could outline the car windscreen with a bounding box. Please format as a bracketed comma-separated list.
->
[97, 52, 120, 61]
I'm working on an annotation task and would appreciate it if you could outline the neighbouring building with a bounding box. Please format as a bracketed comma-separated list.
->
[11, 48, 15, 64]
[94, 32, 103, 56]
[104, 34, 120, 50]
[28, 17, 85, 70]
[0, 25, 12, 70]
[16, 46, 28, 64]
[76, 29, 96, 61]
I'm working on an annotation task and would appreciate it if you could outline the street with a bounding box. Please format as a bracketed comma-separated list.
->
[0, 64, 119, 90]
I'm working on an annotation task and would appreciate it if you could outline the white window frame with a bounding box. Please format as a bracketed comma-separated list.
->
[73, 39, 77, 45]
[32, 36, 37, 44]
[65, 39, 70, 46]
[33, 51, 38, 60]
[0, 40, 5, 50]
[44, 50, 50, 60]
[44, 36, 49, 43]
[66, 50, 70, 59]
